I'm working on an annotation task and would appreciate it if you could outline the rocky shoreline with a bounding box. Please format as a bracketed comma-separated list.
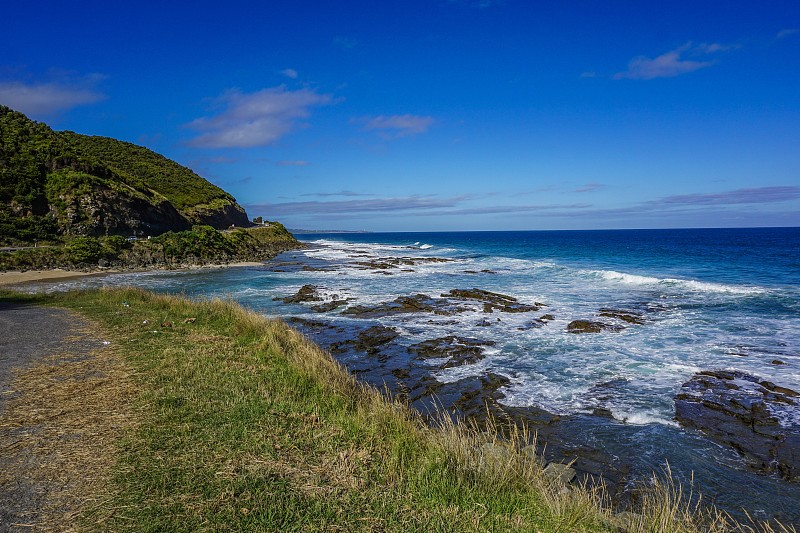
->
[264, 247, 800, 519]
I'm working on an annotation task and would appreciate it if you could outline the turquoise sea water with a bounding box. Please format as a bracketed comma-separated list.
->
[34, 227, 800, 523]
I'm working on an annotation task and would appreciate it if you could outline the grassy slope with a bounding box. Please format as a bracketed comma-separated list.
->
[0, 106, 245, 244]
[2, 288, 776, 532]
[59, 132, 235, 211]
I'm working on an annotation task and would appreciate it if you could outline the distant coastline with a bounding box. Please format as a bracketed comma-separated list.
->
[288, 228, 372, 234]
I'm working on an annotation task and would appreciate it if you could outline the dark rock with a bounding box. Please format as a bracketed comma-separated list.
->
[276, 285, 348, 311]
[330, 325, 399, 356]
[310, 300, 349, 313]
[518, 317, 550, 330]
[674, 370, 800, 481]
[567, 320, 624, 334]
[353, 256, 452, 270]
[276, 284, 322, 304]
[539, 314, 555, 321]
[342, 294, 467, 318]
[598, 308, 645, 325]
[592, 407, 615, 419]
[442, 288, 545, 313]
[285, 317, 345, 333]
[391, 368, 410, 379]
[772, 360, 786, 365]
[302, 265, 333, 272]
[409, 336, 496, 368]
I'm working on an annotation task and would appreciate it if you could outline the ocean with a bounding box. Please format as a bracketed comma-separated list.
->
[31, 227, 800, 523]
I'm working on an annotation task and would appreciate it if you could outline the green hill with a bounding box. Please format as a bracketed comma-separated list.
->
[0, 105, 251, 245]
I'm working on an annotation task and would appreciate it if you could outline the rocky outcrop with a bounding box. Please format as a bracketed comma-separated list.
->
[409, 336, 496, 368]
[330, 325, 399, 356]
[186, 201, 250, 229]
[342, 289, 545, 318]
[53, 184, 191, 237]
[342, 294, 468, 318]
[674, 370, 800, 481]
[598, 309, 644, 325]
[352, 257, 452, 271]
[275, 285, 349, 312]
[442, 288, 545, 313]
[567, 320, 624, 334]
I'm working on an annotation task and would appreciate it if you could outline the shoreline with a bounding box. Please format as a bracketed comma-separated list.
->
[0, 261, 266, 287]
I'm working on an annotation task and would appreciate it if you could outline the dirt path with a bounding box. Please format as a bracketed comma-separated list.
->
[0, 302, 132, 531]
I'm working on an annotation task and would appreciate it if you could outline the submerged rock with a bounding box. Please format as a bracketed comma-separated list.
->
[674, 370, 800, 481]
[409, 336, 496, 368]
[330, 325, 399, 356]
[598, 308, 645, 325]
[442, 288, 545, 313]
[567, 320, 624, 334]
[342, 294, 468, 318]
[353, 256, 453, 270]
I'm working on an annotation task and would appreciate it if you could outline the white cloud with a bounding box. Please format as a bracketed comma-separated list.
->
[776, 28, 799, 40]
[186, 86, 334, 148]
[614, 42, 729, 80]
[280, 68, 298, 79]
[0, 77, 105, 115]
[360, 114, 434, 137]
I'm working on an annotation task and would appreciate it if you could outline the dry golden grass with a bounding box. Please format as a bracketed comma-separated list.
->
[0, 319, 134, 531]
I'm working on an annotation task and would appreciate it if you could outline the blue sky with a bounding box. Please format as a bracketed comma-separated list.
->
[2, 1, 799, 231]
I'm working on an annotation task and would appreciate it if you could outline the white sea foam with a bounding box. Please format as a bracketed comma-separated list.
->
[594, 269, 766, 295]
[615, 410, 679, 427]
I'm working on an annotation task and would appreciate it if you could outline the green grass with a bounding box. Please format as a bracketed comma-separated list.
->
[2, 288, 791, 532]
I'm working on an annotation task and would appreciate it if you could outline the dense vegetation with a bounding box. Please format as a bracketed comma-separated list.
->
[60, 132, 235, 212]
[0, 105, 249, 245]
[0, 224, 298, 271]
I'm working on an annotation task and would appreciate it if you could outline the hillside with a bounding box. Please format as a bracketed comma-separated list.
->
[0, 106, 250, 245]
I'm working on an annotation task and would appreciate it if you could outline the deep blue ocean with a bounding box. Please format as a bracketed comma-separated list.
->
[30, 227, 800, 523]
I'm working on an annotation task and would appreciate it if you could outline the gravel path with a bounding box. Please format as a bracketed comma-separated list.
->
[0, 301, 111, 531]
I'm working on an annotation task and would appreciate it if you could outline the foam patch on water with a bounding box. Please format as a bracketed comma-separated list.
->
[593, 269, 767, 295]
[614, 409, 679, 427]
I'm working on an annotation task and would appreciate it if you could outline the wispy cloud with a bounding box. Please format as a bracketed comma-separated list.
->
[247, 193, 591, 219]
[246, 195, 459, 216]
[614, 42, 731, 80]
[657, 186, 800, 206]
[358, 114, 435, 138]
[300, 190, 375, 198]
[275, 160, 309, 167]
[575, 183, 605, 193]
[777, 28, 799, 40]
[0, 74, 106, 115]
[280, 68, 299, 79]
[185, 86, 334, 148]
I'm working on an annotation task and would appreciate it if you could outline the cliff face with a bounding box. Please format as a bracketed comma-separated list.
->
[53, 184, 192, 237]
[0, 106, 251, 244]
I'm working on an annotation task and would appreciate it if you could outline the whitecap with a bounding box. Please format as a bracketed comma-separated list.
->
[593, 269, 766, 295]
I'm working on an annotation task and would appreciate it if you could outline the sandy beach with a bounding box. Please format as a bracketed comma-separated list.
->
[0, 262, 266, 287]
[0, 269, 103, 286]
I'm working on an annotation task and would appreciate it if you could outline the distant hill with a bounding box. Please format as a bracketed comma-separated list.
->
[0, 105, 251, 245]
